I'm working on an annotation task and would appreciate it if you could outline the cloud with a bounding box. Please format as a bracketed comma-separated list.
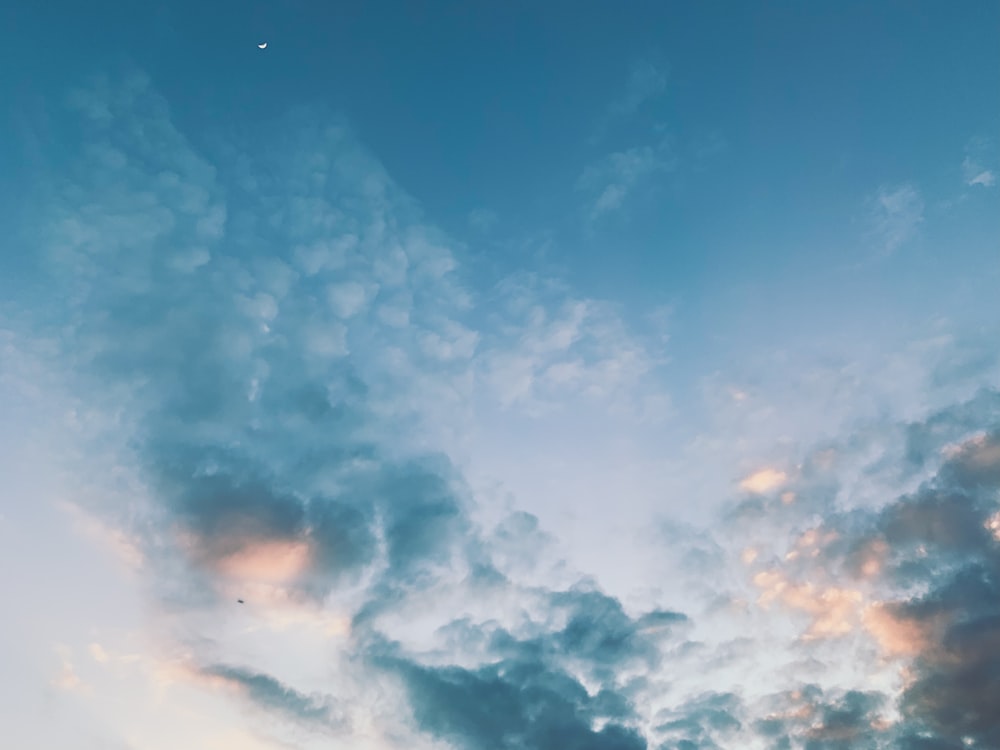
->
[610, 60, 669, 119]
[11, 69, 686, 748]
[741, 394, 1000, 746]
[369, 584, 685, 750]
[18, 71, 495, 615]
[52, 645, 91, 694]
[653, 691, 743, 748]
[962, 137, 996, 188]
[15, 66, 1000, 750]
[963, 159, 996, 188]
[588, 59, 669, 146]
[478, 273, 669, 418]
[200, 663, 346, 730]
[577, 139, 674, 220]
[581, 58, 677, 220]
[753, 687, 890, 750]
[868, 183, 924, 256]
[739, 468, 788, 494]
[384, 655, 647, 750]
[752, 568, 863, 641]
[467, 208, 498, 232]
[326, 280, 378, 319]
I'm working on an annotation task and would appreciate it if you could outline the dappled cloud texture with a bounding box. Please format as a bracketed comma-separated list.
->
[7, 70, 1000, 749]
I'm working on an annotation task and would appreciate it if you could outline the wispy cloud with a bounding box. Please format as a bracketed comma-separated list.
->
[467, 208, 498, 232]
[868, 183, 924, 255]
[581, 57, 674, 220]
[577, 138, 674, 221]
[609, 59, 668, 119]
[589, 58, 669, 146]
[51, 645, 91, 694]
[963, 136, 997, 188]
[200, 664, 347, 730]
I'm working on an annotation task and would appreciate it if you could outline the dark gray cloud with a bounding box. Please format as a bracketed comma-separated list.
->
[375, 642, 648, 750]
[546, 589, 685, 674]
[364, 583, 688, 750]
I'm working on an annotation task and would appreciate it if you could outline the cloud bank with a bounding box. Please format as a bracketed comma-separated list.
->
[5, 68, 999, 749]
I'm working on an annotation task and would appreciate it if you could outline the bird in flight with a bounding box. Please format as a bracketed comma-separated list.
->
[258, 42, 267, 49]
[237, 599, 244, 604]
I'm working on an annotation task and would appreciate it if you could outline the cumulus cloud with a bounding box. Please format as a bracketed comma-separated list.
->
[733, 394, 1000, 746]
[368, 584, 686, 750]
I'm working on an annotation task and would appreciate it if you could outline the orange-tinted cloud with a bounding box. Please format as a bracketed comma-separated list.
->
[740, 468, 788, 494]
[855, 537, 890, 579]
[942, 432, 1000, 486]
[752, 568, 864, 640]
[215, 539, 313, 583]
[861, 603, 932, 659]
[986, 511, 1000, 541]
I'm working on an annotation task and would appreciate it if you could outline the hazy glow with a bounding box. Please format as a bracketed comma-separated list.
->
[215, 540, 313, 583]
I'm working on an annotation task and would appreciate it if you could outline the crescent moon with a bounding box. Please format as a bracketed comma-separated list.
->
[258, 42, 267, 49]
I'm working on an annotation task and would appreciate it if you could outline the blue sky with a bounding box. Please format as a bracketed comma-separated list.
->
[2, 2, 1000, 749]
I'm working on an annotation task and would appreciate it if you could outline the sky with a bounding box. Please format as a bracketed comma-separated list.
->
[1, 2, 999, 748]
